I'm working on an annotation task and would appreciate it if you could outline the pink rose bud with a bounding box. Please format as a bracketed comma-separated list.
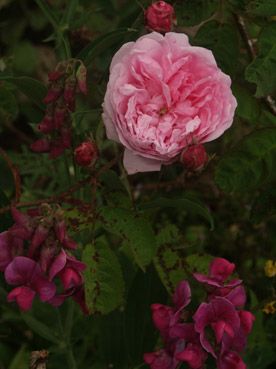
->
[145, 1, 176, 33]
[30, 138, 51, 153]
[76, 63, 88, 95]
[48, 70, 64, 82]
[74, 141, 98, 167]
[180, 145, 208, 171]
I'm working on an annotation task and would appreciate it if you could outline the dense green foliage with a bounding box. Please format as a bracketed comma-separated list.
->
[0, 1, 275, 369]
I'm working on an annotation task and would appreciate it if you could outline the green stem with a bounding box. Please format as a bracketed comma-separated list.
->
[56, 307, 77, 369]
[34, 0, 71, 59]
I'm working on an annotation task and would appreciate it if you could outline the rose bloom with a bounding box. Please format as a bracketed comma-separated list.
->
[102, 32, 237, 174]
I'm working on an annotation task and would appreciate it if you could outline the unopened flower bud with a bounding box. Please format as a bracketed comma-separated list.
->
[54, 107, 67, 129]
[48, 70, 64, 82]
[145, 1, 176, 33]
[74, 141, 98, 167]
[38, 115, 54, 134]
[76, 63, 88, 95]
[30, 138, 51, 153]
[180, 145, 208, 171]
[43, 85, 63, 104]
[64, 78, 76, 111]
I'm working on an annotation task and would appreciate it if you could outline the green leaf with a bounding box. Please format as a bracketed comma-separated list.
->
[0, 76, 46, 110]
[245, 24, 276, 97]
[99, 207, 157, 270]
[22, 313, 60, 344]
[232, 84, 260, 123]
[139, 197, 214, 230]
[0, 86, 18, 120]
[154, 225, 213, 293]
[175, 0, 219, 26]
[82, 239, 125, 314]
[247, 0, 276, 16]
[193, 20, 240, 76]
[78, 28, 139, 65]
[215, 128, 276, 193]
[12, 41, 38, 75]
[8, 345, 28, 369]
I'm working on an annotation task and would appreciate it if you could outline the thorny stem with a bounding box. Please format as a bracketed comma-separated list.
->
[0, 147, 21, 202]
[0, 158, 118, 215]
[234, 13, 276, 115]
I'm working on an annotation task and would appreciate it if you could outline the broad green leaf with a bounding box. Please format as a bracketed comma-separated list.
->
[215, 128, 276, 193]
[247, 0, 276, 16]
[232, 84, 260, 123]
[0, 76, 46, 110]
[83, 239, 125, 314]
[245, 24, 276, 97]
[193, 20, 239, 76]
[8, 345, 28, 369]
[175, 0, 219, 26]
[154, 225, 213, 293]
[22, 313, 60, 344]
[139, 197, 214, 230]
[12, 41, 38, 75]
[99, 207, 157, 270]
[0, 86, 18, 120]
[78, 28, 139, 65]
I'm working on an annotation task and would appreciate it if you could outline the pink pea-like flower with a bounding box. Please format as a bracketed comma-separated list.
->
[145, 1, 177, 33]
[102, 32, 237, 174]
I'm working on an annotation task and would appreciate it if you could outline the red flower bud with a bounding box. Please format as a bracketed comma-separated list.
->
[30, 138, 51, 153]
[48, 70, 64, 82]
[43, 85, 63, 104]
[74, 141, 98, 167]
[53, 108, 67, 129]
[180, 145, 208, 171]
[76, 63, 88, 95]
[145, 1, 176, 33]
[64, 78, 76, 111]
[38, 116, 54, 134]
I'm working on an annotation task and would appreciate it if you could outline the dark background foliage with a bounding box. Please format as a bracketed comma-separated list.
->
[0, 1, 275, 368]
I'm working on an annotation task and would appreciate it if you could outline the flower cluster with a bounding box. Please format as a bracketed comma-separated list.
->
[31, 60, 87, 158]
[144, 258, 255, 369]
[0, 205, 87, 313]
[145, 1, 177, 33]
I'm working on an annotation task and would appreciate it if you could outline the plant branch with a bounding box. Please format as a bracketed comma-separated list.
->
[0, 147, 21, 202]
[235, 13, 276, 115]
[0, 157, 118, 215]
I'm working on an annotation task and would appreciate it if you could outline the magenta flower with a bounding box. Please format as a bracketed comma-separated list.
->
[5, 256, 56, 311]
[193, 297, 240, 358]
[172, 280, 191, 311]
[176, 342, 207, 369]
[144, 349, 177, 369]
[193, 257, 239, 288]
[218, 350, 246, 369]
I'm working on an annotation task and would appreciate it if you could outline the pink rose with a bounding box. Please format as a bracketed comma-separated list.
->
[102, 32, 237, 174]
[145, 1, 176, 33]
